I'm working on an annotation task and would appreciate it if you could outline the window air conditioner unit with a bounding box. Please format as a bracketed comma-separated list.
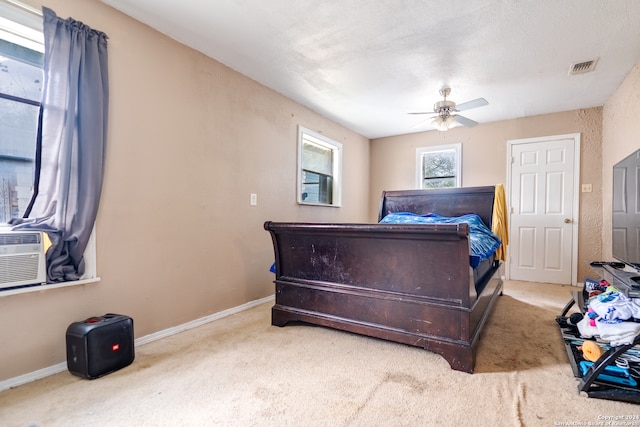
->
[0, 230, 47, 290]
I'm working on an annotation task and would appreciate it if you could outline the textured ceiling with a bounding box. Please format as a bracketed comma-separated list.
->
[99, 0, 640, 138]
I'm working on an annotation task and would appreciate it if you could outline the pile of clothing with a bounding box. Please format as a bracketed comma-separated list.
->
[578, 282, 640, 346]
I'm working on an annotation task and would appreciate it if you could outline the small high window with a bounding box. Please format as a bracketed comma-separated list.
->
[416, 143, 461, 189]
[298, 126, 342, 206]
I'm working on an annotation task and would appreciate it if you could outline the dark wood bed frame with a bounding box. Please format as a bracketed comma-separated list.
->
[264, 186, 503, 373]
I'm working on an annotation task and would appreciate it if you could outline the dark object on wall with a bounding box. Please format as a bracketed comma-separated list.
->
[612, 148, 640, 272]
[66, 314, 134, 379]
[265, 186, 503, 373]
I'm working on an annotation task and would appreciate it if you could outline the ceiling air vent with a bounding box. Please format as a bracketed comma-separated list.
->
[568, 58, 598, 76]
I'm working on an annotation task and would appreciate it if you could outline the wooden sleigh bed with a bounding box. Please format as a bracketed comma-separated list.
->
[264, 185, 503, 373]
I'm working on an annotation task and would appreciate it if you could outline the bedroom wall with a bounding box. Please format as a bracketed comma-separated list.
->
[0, 0, 370, 382]
[601, 62, 640, 259]
[369, 108, 603, 283]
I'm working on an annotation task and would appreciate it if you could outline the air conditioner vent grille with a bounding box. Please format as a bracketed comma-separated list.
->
[0, 231, 46, 289]
[569, 58, 599, 75]
[0, 254, 41, 284]
[0, 232, 41, 246]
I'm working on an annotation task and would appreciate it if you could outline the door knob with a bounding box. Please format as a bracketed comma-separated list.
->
[564, 218, 572, 223]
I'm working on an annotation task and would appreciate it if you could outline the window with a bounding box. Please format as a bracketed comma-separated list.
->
[0, 3, 43, 223]
[0, 3, 98, 293]
[298, 126, 342, 206]
[416, 143, 461, 189]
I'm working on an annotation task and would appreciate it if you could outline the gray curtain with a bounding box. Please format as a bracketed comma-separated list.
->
[12, 7, 109, 283]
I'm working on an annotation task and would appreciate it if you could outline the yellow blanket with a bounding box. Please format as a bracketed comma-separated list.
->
[492, 184, 509, 261]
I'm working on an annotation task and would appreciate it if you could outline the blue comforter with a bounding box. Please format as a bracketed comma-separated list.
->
[379, 212, 501, 268]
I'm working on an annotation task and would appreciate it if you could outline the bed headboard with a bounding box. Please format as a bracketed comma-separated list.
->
[378, 186, 496, 227]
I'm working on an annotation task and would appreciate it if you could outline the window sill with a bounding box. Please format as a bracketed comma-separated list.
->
[298, 201, 342, 207]
[0, 277, 101, 298]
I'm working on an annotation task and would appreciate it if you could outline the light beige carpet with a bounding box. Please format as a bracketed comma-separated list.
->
[1, 280, 638, 426]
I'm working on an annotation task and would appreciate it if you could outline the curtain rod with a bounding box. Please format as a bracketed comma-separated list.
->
[2, 0, 42, 16]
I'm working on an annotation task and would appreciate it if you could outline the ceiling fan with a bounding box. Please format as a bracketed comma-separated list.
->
[409, 87, 488, 131]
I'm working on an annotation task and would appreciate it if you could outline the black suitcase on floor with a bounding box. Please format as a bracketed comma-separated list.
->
[66, 313, 135, 379]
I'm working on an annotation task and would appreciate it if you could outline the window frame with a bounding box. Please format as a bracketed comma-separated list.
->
[415, 143, 462, 189]
[297, 126, 342, 207]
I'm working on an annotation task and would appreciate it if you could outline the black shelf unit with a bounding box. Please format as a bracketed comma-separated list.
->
[557, 265, 640, 403]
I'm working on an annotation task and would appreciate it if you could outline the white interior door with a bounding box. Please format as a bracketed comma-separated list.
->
[507, 135, 580, 284]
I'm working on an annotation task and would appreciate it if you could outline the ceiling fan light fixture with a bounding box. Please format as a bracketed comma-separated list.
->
[431, 116, 446, 131]
[431, 115, 456, 131]
[445, 115, 457, 128]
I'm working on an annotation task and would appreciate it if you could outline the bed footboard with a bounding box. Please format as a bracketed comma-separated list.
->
[265, 221, 503, 373]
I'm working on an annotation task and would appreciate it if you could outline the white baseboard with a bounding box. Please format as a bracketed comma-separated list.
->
[0, 294, 275, 392]
[134, 294, 274, 346]
[0, 362, 69, 392]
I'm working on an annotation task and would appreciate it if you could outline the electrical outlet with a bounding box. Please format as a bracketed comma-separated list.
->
[250, 193, 257, 206]
[581, 184, 592, 193]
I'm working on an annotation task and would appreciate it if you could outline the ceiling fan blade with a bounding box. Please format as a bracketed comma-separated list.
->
[407, 111, 436, 115]
[455, 97, 488, 112]
[411, 117, 434, 128]
[453, 115, 479, 127]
